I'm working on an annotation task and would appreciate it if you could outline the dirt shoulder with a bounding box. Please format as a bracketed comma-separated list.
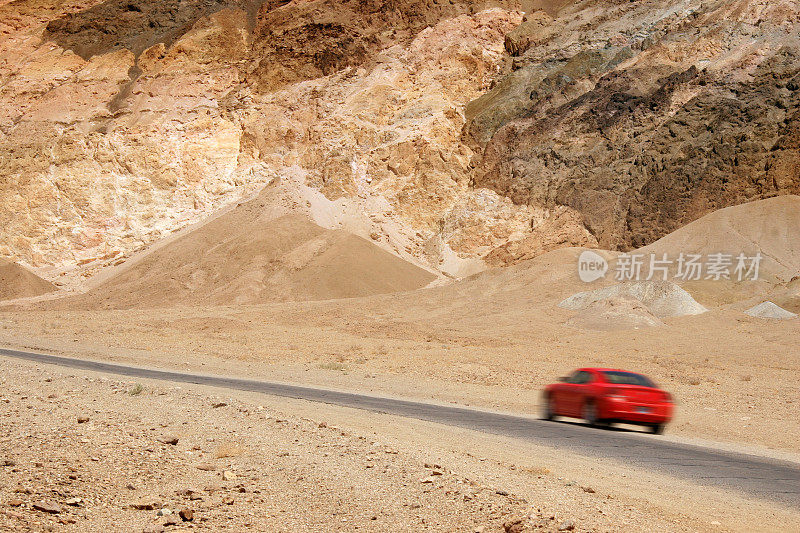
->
[0, 356, 532, 532]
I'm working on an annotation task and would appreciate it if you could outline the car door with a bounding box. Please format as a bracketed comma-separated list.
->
[563, 370, 593, 417]
[570, 371, 597, 416]
[553, 370, 582, 416]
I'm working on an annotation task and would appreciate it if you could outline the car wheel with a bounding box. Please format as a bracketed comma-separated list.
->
[543, 394, 556, 421]
[582, 401, 598, 427]
[650, 423, 665, 435]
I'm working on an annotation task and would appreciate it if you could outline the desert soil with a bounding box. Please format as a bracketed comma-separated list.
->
[2, 356, 797, 532]
[3, 239, 799, 454]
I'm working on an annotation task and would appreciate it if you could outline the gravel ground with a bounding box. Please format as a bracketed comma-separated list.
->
[0, 358, 559, 533]
[1, 356, 797, 532]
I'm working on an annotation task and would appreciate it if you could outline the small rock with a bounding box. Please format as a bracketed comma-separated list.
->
[159, 436, 179, 445]
[33, 501, 61, 514]
[131, 499, 161, 511]
[162, 516, 179, 527]
[419, 476, 436, 484]
[179, 489, 202, 501]
[496, 489, 509, 496]
[76, 416, 90, 424]
[211, 402, 227, 408]
[7, 499, 23, 507]
[126, 483, 137, 490]
[65, 497, 82, 506]
[178, 508, 194, 521]
[157, 508, 172, 516]
[2, 460, 16, 467]
[558, 520, 576, 531]
[196, 463, 217, 472]
[222, 470, 236, 481]
[582, 486, 595, 493]
[503, 517, 525, 533]
[221, 496, 234, 505]
[142, 525, 165, 533]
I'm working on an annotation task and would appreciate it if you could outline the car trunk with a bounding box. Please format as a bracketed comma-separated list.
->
[614, 385, 664, 403]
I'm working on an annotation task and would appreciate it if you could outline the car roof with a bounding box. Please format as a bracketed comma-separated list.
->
[579, 368, 640, 373]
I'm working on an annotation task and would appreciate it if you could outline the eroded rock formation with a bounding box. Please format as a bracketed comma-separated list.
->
[1, 0, 799, 283]
[467, 0, 800, 252]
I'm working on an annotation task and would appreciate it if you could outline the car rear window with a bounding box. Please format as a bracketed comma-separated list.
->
[601, 371, 655, 387]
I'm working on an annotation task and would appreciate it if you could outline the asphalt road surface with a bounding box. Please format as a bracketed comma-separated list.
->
[2, 347, 798, 507]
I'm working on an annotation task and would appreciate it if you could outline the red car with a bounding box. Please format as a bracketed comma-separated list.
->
[543, 368, 674, 434]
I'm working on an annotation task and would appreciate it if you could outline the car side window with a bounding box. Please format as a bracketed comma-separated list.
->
[565, 371, 582, 384]
[573, 371, 594, 384]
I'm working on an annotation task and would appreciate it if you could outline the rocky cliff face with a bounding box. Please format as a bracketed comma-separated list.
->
[1, 0, 534, 281]
[1, 0, 799, 282]
[467, 0, 800, 253]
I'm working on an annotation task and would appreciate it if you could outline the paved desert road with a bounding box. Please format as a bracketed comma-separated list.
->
[2, 347, 798, 506]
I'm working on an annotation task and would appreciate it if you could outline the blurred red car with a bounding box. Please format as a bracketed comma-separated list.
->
[543, 368, 674, 434]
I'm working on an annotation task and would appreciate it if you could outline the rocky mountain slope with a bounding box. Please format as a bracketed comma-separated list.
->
[1, 0, 799, 283]
[469, 0, 800, 254]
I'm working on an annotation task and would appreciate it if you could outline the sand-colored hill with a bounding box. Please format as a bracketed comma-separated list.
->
[0, 259, 55, 301]
[559, 281, 707, 318]
[744, 301, 798, 320]
[67, 195, 435, 309]
[565, 297, 664, 331]
[634, 196, 800, 283]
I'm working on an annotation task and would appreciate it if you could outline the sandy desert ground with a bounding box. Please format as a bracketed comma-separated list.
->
[2, 356, 798, 532]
